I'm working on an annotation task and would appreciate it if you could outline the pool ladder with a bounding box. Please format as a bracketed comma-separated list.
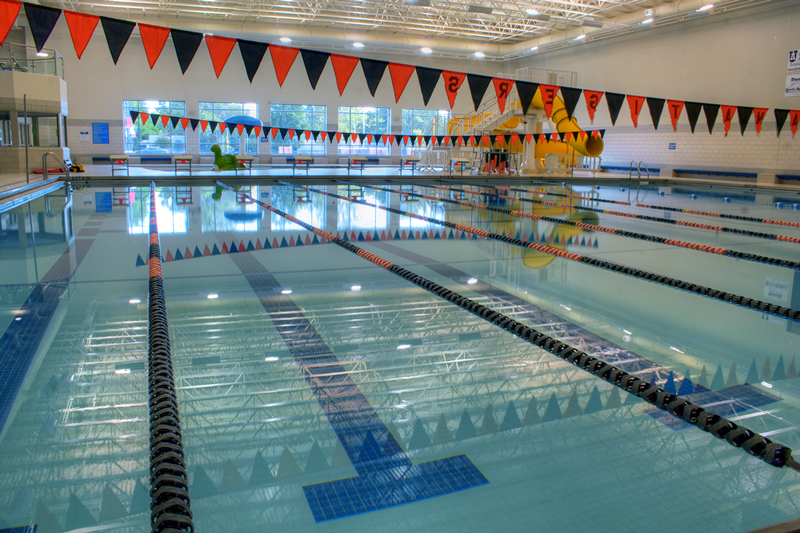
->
[629, 161, 651, 200]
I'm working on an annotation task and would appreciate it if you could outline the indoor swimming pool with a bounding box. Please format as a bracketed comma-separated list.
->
[2, 178, 800, 532]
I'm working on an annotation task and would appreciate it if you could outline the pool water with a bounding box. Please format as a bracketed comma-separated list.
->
[2, 180, 800, 532]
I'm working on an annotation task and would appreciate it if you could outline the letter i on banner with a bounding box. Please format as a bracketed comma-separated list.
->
[627, 95, 645, 128]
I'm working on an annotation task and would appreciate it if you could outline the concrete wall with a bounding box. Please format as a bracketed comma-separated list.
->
[510, 0, 800, 172]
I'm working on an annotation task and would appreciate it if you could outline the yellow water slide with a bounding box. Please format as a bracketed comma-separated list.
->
[492, 89, 604, 158]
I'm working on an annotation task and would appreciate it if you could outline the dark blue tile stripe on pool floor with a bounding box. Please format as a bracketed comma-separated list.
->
[225, 250, 488, 522]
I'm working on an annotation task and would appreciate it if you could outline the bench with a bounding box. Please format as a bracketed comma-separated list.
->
[401, 156, 420, 175]
[235, 154, 255, 176]
[450, 157, 470, 175]
[288, 155, 314, 176]
[140, 156, 172, 164]
[673, 168, 757, 179]
[777, 175, 800, 181]
[173, 154, 193, 176]
[110, 154, 129, 176]
[348, 156, 370, 175]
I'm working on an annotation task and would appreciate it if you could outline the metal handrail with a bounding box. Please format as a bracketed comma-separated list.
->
[628, 161, 640, 181]
[638, 161, 650, 180]
[42, 152, 70, 181]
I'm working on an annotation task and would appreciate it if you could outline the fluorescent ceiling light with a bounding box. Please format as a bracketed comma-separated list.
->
[14, 317, 21, 321]
[529, 46, 539, 51]
[264, 356, 280, 362]
[474, 51, 485, 58]
[280, 37, 292, 43]
[574, 34, 586, 40]
[467, 278, 478, 284]
[582, 20, 603, 28]
[397, 344, 412, 349]
[351, 285, 361, 291]
[129, 298, 141, 304]
[281, 289, 292, 294]
[642, 18, 654, 24]
[353, 42, 364, 48]
[115, 368, 131, 375]
[405, 0, 431, 6]
[525, 8, 539, 15]
[420, 47, 432, 54]
[36, 52, 48, 57]
[468, 4, 493, 14]
[697, 3, 713, 11]
[207, 293, 218, 299]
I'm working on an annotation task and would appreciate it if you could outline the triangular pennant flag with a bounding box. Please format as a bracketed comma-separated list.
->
[180, 117, 190, 130]
[646, 97, 664, 130]
[775, 109, 789, 137]
[360, 58, 388, 97]
[238, 39, 268, 83]
[205, 35, 237, 78]
[366, 133, 373, 144]
[335, 132, 343, 143]
[160, 115, 170, 127]
[721, 105, 736, 136]
[270, 127, 279, 139]
[24, 3, 61, 52]
[138, 23, 171, 69]
[583, 89, 603, 123]
[605, 92, 625, 126]
[311, 130, 321, 142]
[358, 132, 368, 144]
[557, 132, 565, 142]
[64, 11, 99, 59]
[149, 113, 160, 126]
[330, 53, 359, 96]
[288, 128, 296, 140]
[209, 120, 219, 132]
[416, 66, 442, 106]
[169, 116, 180, 128]
[666, 100, 685, 132]
[539, 85, 559, 118]
[515, 81, 539, 117]
[704, 103, 720, 134]
[467, 74, 492, 111]
[442, 71, 466, 109]
[269, 45, 299, 87]
[189, 118, 199, 130]
[278, 127, 288, 140]
[423, 134, 432, 146]
[171, 29, 203, 74]
[388, 62, 416, 103]
[492, 77, 514, 114]
[300, 49, 330, 90]
[0, 0, 21, 46]
[200, 119, 209, 132]
[791, 110, 800, 138]
[140, 112, 150, 125]
[100, 17, 134, 65]
[737, 106, 753, 136]
[560, 87, 582, 119]
[236, 123, 245, 135]
[684, 102, 702, 133]
[130, 110, 140, 123]
[627, 95, 646, 128]
[753, 107, 768, 135]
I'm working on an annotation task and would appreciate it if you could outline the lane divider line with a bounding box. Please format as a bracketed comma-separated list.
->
[217, 180, 799, 473]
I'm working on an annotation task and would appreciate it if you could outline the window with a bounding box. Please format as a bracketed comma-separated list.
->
[0, 112, 12, 146]
[401, 108, 450, 155]
[124, 100, 186, 154]
[338, 106, 390, 156]
[270, 104, 326, 156]
[199, 102, 259, 155]
[17, 114, 60, 147]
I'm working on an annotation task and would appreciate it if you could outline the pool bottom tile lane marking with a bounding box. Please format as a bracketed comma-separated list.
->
[217, 181, 798, 473]
[221, 244, 488, 523]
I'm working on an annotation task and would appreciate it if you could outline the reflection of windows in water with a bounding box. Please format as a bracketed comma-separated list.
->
[127, 187, 188, 234]
[201, 186, 260, 233]
[337, 188, 389, 231]
[270, 185, 325, 231]
[399, 200, 445, 229]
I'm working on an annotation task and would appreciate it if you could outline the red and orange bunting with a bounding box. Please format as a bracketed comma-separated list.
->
[539, 85, 559, 118]
[64, 10, 99, 59]
[269, 45, 300, 87]
[721, 105, 736, 136]
[139, 24, 171, 69]
[493, 78, 514, 114]
[330, 54, 360, 96]
[442, 71, 466, 109]
[753, 108, 768, 135]
[206, 35, 237, 78]
[0, 0, 21, 46]
[666, 100, 685, 132]
[583, 90, 603, 123]
[627, 95, 645, 128]
[388, 63, 416, 103]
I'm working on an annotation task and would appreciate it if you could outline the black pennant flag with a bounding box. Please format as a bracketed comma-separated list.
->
[533, 133, 540, 144]
[244, 124, 254, 136]
[169, 116, 180, 128]
[327, 131, 337, 143]
[775, 109, 789, 137]
[238, 40, 269, 83]
[598, 129, 606, 139]
[450, 135, 458, 146]
[209, 120, 219, 133]
[311, 130, 321, 142]
[150, 114, 161, 127]
[129, 111, 140, 123]
[360, 58, 389, 97]
[416, 67, 442, 106]
[423, 135, 432, 146]
[605, 92, 625, 126]
[646, 97, 665, 130]
[279, 128, 289, 140]
[467, 74, 492, 112]
[488, 134, 497, 146]
[558, 132, 566, 142]
[24, 3, 62, 52]
[435, 135, 443, 146]
[516, 81, 540, 117]
[560, 87, 582, 120]
[189, 118, 199, 131]
[358, 133, 368, 144]
[226, 123, 235, 134]
[171, 29, 203, 74]
[100, 17, 135, 65]
[684, 102, 702, 133]
[703, 103, 720, 134]
[737, 106, 753, 136]
[300, 49, 330, 90]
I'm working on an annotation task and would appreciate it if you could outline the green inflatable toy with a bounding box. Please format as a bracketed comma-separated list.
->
[211, 144, 245, 172]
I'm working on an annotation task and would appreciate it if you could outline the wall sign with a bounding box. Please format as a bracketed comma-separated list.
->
[80, 131, 89, 142]
[789, 49, 800, 72]
[92, 122, 109, 144]
[786, 74, 800, 97]
[668, 143, 676, 150]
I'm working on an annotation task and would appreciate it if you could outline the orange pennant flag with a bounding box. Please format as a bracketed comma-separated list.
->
[330, 54, 360, 96]
[64, 11, 99, 59]
[269, 45, 300, 87]
[206, 35, 237, 78]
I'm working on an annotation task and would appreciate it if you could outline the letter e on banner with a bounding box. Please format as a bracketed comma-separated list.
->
[539, 85, 558, 118]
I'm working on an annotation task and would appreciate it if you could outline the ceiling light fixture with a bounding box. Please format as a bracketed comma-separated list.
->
[280, 37, 292, 43]
[353, 42, 364, 48]
[525, 8, 539, 15]
[468, 4, 493, 14]
[207, 293, 219, 299]
[351, 285, 361, 291]
[264, 356, 280, 362]
[467, 278, 478, 284]
[397, 344, 412, 349]
[420, 47, 432, 54]
[582, 20, 603, 28]
[36, 51, 48, 57]
[404, 0, 431, 6]
[641, 17, 654, 24]
[697, 3, 714, 11]
[474, 51, 485, 58]
[527, 14, 551, 21]
[529, 46, 539, 51]
[574, 34, 586, 41]
[281, 289, 292, 294]
[129, 298, 141, 304]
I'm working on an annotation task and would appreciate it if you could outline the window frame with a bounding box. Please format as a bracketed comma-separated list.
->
[337, 106, 391, 157]
[123, 100, 186, 155]
[269, 103, 327, 156]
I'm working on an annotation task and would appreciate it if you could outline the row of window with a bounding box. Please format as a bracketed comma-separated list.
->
[123, 101, 451, 156]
